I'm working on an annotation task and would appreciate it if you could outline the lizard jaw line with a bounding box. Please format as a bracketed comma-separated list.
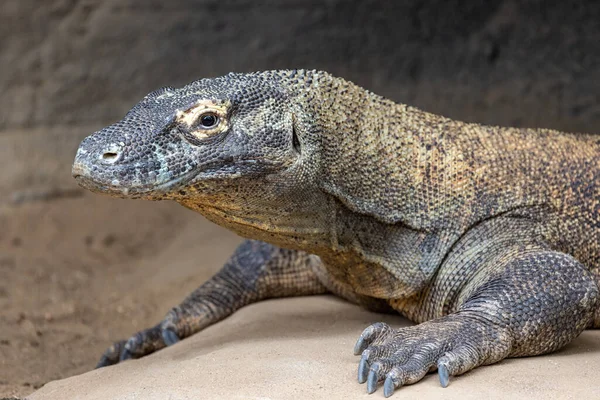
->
[72, 157, 286, 199]
[72, 167, 201, 199]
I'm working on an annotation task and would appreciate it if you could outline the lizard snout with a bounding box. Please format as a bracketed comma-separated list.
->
[73, 141, 124, 170]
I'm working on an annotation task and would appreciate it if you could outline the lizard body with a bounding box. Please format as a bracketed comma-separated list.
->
[72, 70, 599, 396]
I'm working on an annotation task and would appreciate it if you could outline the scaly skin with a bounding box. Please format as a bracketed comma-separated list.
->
[72, 70, 599, 396]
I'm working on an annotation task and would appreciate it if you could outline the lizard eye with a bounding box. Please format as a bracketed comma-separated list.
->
[175, 100, 230, 142]
[199, 113, 219, 129]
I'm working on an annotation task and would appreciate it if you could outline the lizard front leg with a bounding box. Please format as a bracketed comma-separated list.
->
[354, 240, 599, 397]
[97, 240, 328, 367]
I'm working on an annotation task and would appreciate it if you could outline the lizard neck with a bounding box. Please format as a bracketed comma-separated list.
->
[295, 72, 467, 231]
[176, 173, 336, 253]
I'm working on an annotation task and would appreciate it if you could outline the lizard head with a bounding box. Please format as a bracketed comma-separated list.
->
[73, 71, 308, 200]
[72, 71, 335, 245]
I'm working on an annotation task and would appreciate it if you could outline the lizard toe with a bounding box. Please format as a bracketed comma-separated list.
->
[119, 347, 133, 361]
[357, 344, 399, 384]
[437, 362, 450, 388]
[161, 327, 180, 346]
[353, 322, 392, 355]
[96, 339, 126, 368]
[436, 345, 484, 387]
[357, 354, 370, 383]
[365, 358, 395, 394]
[96, 323, 168, 367]
[382, 361, 430, 397]
[359, 344, 433, 395]
[159, 307, 185, 346]
[122, 323, 166, 358]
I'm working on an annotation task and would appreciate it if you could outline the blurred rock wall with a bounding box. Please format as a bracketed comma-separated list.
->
[2, 0, 600, 134]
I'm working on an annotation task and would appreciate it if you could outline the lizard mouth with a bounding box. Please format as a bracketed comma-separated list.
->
[72, 162, 200, 199]
[71, 158, 286, 199]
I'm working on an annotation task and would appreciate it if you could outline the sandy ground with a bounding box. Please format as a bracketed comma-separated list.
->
[26, 298, 600, 400]
[2, 127, 600, 399]
[0, 193, 243, 398]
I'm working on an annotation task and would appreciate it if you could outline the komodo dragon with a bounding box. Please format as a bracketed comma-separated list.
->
[72, 70, 600, 397]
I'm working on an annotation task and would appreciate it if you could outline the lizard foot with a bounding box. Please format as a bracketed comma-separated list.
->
[97, 311, 183, 368]
[353, 317, 508, 397]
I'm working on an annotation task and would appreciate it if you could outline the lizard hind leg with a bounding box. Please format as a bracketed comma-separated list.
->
[354, 248, 599, 397]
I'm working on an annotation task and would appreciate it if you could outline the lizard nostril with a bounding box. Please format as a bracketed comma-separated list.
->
[101, 151, 120, 163]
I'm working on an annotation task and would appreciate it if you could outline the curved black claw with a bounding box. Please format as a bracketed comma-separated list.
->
[353, 322, 392, 355]
[354, 335, 369, 356]
[162, 328, 180, 346]
[438, 362, 450, 388]
[367, 369, 379, 394]
[383, 376, 395, 398]
[358, 355, 370, 384]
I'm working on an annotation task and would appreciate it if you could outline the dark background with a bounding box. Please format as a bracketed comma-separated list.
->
[1, 0, 599, 397]
[3, 0, 600, 132]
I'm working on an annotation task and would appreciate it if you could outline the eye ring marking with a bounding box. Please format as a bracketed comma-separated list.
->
[175, 100, 230, 141]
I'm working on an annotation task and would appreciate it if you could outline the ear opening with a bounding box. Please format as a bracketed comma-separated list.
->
[292, 113, 301, 154]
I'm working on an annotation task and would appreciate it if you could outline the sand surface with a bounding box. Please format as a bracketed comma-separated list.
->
[28, 296, 600, 400]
